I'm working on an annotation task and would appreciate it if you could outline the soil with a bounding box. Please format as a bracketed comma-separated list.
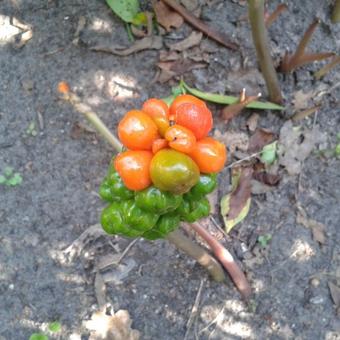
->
[0, 0, 339, 339]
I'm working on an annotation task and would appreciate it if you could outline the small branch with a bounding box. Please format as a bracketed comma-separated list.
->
[314, 55, 340, 80]
[160, 0, 238, 50]
[292, 106, 320, 122]
[248, 0, 283, 104]
[166, 229, 226, 282]
[331, 0, 340, 23]
[187, 222, 252, 300]
[280, 19, 334, 73]
[265, 3, 288, 27]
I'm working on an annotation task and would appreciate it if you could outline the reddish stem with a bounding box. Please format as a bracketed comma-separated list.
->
[188, 222, 252, 300]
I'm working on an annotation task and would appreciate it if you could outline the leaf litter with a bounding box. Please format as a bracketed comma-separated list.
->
[153, 1, 184, 31]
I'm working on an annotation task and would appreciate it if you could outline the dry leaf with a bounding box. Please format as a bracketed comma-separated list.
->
[90, 36, 163, 56]
[296, 207, 327, 245]
[248, 128, 274, 153]
[94, 272, 106, 310]
[153, 1, 184, 31]
[157, 59, 206, 83]
[71, 121, 97, 140]
[293, 89, 314, 111]
[85, 310, 140, 340]
[214, 129, 249, 154]
[252, 171, 280, 186]
[221, 167, 253, 232]
[328, 282, 340, 307]
[159, 50, 181, 61]
[246, 113, 260, 132]
[278, 121, 325, 175]
[167, 31, 202, 51]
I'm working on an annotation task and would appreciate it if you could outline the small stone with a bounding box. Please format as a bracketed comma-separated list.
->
[310, 278, 320, 287]
[310, 296, 324, 304]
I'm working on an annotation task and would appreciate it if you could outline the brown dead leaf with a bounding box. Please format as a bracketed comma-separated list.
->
[293, 89, 314, 111]
[278, 121, 325, 175]
[248, 128, 274, 153]
[227, 167, 253, 220]
[328, 282, 340, 308]
[296, 207, 327, 245]
[85, 309, 140, 340]
[167, 31, 202, 51]
[214, 129, 249, 154]
[159, 50, 181, 61]
[153, 1, 184, 31]
[246, 113, 260, 132]
[90, 36, 163, 56]
[253, 171, 280, 186]
[71, 121, 97, 140]
[157, 59, 206, 83]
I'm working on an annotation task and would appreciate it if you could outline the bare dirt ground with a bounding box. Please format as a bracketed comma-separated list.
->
[0, 0, 339, 339]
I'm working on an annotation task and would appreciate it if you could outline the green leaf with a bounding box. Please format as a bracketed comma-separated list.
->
[260, 141, 277, 165]
[180, 80, 284, 110]
[4, 166, 13, 177]
[221, 195, 251, 233]
[106, 0, 140, 23]
[335, 144, 340, 157]
[0, 175, 6, 184]
[258, 234, 272, 247]
[131, 12, 147, 26]
[336, 132, 340, 142]
[48, 321, 61, 333]
[7, 173, 22, 186]
[29, 333, 48, 340]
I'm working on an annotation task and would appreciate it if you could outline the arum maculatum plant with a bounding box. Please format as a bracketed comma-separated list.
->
[58, 82, 252, 300]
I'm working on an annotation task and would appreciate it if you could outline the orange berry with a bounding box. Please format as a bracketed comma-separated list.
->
[114, 150, 153, 191]
[152, 138, 168, 154]
[165, 124, 196, 154]
[169, 94, 206, 118]
[118, 110, 159, 150]
[142, 98, 170, 136]
[175, 103, 213, 140]
[189, 137, 227, 173]
[58, 81, 70, 94]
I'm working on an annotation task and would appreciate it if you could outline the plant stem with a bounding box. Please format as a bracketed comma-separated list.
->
[61, 89, 227, 283]
[188, 222, 252, 300]
[166, 229, 226, 282]
[64, 92, 123, 152]
[332, 0, 340, 23]
[248, 0, 283, 104]
[265, 3, 288, 27]
[314, 56, 340, 80]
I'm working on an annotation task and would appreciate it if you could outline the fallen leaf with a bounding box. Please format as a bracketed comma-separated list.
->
[296, 207, 327, 245]
[71, 121, 97, 140]
[246, 113, 260, 132]
[278, 121, 325, 175]
[221, 167, 252, 233]
[153, 1, 184, 31]
[101, 258, 136, 284]
[252, 171, 280, 186]
[85, 309, 140, 340]
[167, 31, 202, 51]
[214, 129, 249, 154]
[260, 141, 278, 165]
[328, 282, 340, 307]
[90, 36, 163, 56]
[106, 0, 140, 23]
[248, 128, 274, 153]
[157, 59, 206, 83]
[293, 89, 314, 111]
[159, 50, 181, 61]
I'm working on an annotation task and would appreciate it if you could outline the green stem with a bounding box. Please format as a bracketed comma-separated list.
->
[248, 0, 283, 104]
[332, 0, 340, 23]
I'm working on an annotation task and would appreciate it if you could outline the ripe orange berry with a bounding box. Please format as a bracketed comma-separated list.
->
[152, 138, 168, 154]
[118, 110, 159, 150]
[189, 137, 227, 173]
[165, 124, 196, 154]
[174, 103, 213, 140]
[169, 94, 206, 119]
[114, 150, 153, 191]
[142, 98, 170, 136]
[58, 81, 70, 94]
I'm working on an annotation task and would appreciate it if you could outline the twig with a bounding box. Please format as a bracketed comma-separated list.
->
[116, 238, 140, 265]
[292, 105, 320, 122]
[166, 229, 226, 282]
[331, 0, 340, 23]
[314, 56, 340, 80]
[265, 3, 288, 27]
[187, 222, 252, 300]
[160, 0, 238, 50]
[280, 19, 335, 73]
[184, 279, 205, 340]
[248, 0, 283, 104]
[225, 152, 261, 169]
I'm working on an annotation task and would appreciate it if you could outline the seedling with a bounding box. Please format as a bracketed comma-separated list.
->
[258, 234, 272, 248]
[0, 167, 23, 187]
[280, 19, 334, 73]
[48, 321, 61, 333]
[26, 121, 38, 136]
[29, 334, 48, 340]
